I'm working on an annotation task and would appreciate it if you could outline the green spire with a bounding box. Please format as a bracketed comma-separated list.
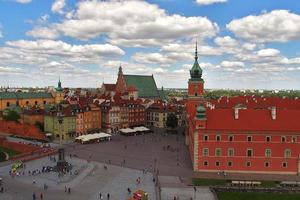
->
[56, 77, 63, 92]
[190, 41, 203, 81]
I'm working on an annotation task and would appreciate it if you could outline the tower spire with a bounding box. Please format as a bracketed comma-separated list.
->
[195, 40, 198, 61]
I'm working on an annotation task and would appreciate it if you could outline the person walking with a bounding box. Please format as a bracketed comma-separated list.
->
[68, 187, 71, 194]
[107, 193, 110, 200]
[40, 192, 43, 200]
[32, 192, 36, 200]
[99, 192, 103, 199]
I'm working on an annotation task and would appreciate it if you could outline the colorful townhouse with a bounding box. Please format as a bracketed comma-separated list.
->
[44, 108, 76, 140]
[100, 101, 121, 134]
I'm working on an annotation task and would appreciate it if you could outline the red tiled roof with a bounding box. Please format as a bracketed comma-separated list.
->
[205, 108, 300, 132]
[209, 96, 300, 109]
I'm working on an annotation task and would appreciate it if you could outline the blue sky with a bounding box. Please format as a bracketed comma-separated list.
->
[0, 0, 300, 89]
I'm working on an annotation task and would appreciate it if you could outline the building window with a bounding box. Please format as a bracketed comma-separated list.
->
[284, 149, 291, 158]
[203, 135, 209, 141]
[228, 161, 233, 167]
[228, 148, 234, 157]
[265, 149, 271, 157]
[247, 149, 253, 157]
[195, 93, 198, 96]
[35, 101, 38, 105]
[228, 135, 234, 142]
[26, 101, 29, 105]
[265, 162, 270, 167]
[247, 136, 252, 142]
[215, 161, 220, 166]
[6, 102, 10, 107]
[43, 101, 46, 105]
[282, 162, 288, 168]
[203, 148, 209, 156]
[246, 161, 251, 167]
[281, 136, 286, 143]
[203, 161, 208, 166]
[216, 135, 221, 141]
[266, 136, 271, 142]
[215, 148, 222, 156]
[292, 136, 297, 143]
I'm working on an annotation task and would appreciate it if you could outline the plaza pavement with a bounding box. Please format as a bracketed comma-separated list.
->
[63, 130, 194, 178]
[0, 129, 217, 200]
[0, 157, 156, 200]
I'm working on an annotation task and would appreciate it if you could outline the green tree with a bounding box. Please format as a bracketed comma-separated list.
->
[166, 113, 178, 129]
[3, 110, 20, 122]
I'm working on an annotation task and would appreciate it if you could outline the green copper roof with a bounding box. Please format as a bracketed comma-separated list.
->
[190, 42, 203, 81]
[196, 105, 206, 119]
[158, 88, 167, 101]
[124, 75, 160, 98]
[55, 78, 63, 92]
[0, 92, 53, 100]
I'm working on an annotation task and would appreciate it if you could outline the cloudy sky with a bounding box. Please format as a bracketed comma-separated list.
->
[0, 0, 300, 89]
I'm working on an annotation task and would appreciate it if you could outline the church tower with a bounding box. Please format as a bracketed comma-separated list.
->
[187, 42, 205, 117]
[54, 77, 64, 104]
[116, 65, 127, 94]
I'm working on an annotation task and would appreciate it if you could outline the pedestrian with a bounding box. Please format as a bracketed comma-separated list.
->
[127, 187, 131, 194]
[32, 192, 36, 200]
[107, 193, 110, 200]
[68, 187, 71, 194]
[40, 192, 43, 200]
[0, 187, 3, 193]
[99, 192, 103, 199]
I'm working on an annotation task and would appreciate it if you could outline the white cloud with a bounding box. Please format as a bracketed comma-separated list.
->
[220, 61, 245, 68]
[196, 0, 227, 5]
[15, 0, 31, 3]
[132, 53, 174, 66]
[227, 10, 300, 43]
[0, 66, 24, 75]
[214, 36, 238, 47]
[26, 27, 60, 39]
[0, 31, 2, 38]
[257, 48, 280, 57]
[6, 39, 125, 61]
[54, 0, 218, 46]
[51, 0, 66, 14]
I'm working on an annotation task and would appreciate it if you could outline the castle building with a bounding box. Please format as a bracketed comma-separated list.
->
[0, 79, 64, 110]
[186, 43, 300, 175]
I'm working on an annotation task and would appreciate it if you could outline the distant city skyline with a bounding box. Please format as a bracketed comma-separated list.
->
[0, 0, 300, 89]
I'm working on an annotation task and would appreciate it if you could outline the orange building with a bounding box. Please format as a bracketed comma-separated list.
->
[21, 108, 45, 126]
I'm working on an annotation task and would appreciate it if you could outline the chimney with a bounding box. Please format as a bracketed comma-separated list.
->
[271, 106, 276, 120]
[234, 107, 239, 120]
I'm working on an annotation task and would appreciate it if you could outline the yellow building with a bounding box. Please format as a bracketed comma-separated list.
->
[0, 79, 64, 111]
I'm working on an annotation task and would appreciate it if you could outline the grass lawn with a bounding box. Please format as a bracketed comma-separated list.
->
[0, 146, 20, 158]
[217, 192, 300, 200]
[192, 178, 228, 186]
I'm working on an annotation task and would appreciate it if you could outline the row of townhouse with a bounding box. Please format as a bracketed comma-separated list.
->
[100, 99, 146, 134]
[18, 95, 185, 139]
